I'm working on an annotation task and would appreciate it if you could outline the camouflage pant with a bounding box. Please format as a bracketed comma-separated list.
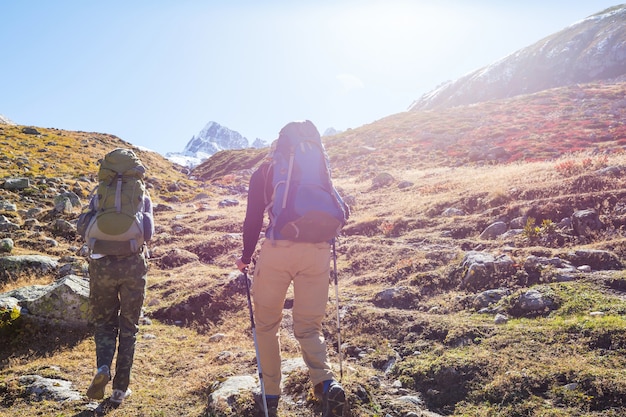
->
[89, 252, 148, 392]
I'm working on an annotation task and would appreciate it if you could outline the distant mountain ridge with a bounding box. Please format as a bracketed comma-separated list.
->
[410, 4, 626, 111]
[0, 114, 15, 125]
[167, 121, 340, 168]
[165, 121, 255, 168]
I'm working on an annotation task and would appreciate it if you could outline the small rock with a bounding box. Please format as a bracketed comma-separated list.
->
[494, 313, 509, 324]
[0, 238, 14, 253]
[480, 221, 508, 239]
[209, 333, 226, 343]
[442, 207, 465, 217]
[218, 199, 239, 208]
[215, 351, 234, 363]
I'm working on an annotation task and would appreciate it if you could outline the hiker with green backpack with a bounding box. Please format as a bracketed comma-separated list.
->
[78, 148, 154, 407]
[236, 120, 349, 417]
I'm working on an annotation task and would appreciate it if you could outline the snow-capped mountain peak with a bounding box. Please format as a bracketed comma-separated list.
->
[186, 121, 248, 154]
[0, 114, 16, 125]
[165, 121, 250, 168]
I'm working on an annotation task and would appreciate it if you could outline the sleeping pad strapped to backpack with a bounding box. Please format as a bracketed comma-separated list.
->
[267, 120, 348, 243]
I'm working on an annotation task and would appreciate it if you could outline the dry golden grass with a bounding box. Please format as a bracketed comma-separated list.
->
[336, 151, 626, 223]
[0, 272, 55, 294]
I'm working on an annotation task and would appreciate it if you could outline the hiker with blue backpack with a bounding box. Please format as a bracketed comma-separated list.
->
[79, 148, 155, 407]
[236, 120, 349, 417]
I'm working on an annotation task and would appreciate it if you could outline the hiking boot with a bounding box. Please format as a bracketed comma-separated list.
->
[265, 396, 279, 417]
[254, 393, 279, 417]
[86, 365, 110, 400]
[321, 381, 345, 417]
[110, 388, 132, 404]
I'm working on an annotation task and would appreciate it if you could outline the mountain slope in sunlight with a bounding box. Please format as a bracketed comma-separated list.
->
[410, 4, 626, 111]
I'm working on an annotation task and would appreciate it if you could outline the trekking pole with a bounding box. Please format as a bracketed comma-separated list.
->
[243, 269, 269, 417]
[332, 240, 343, 381]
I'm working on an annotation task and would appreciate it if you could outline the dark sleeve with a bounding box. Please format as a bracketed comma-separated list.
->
[241, 167, 267, 264]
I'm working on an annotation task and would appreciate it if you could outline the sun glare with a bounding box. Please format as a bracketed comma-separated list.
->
[326, 2, 472, 70]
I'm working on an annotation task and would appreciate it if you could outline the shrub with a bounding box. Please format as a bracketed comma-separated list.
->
[0, 305, 20, 329]
[522, 217, 540, 240]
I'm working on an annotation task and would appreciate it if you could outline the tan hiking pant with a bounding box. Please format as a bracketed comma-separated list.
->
[252, 239, 334, 395]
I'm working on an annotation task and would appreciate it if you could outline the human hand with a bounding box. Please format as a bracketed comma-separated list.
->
[236, 258, 249, 272]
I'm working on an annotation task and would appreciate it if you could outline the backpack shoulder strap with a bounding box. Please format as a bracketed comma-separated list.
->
[258, 163, 269, 204]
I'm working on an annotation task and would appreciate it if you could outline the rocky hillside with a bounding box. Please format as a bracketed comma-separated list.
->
[2, 75, 626, 416]
[409, 4, 626, 111]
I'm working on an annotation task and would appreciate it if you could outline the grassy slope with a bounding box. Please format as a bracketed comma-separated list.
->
[1, 80, 626, 416]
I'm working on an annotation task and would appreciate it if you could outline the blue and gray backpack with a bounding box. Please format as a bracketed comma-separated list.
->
[266, 120, 348, 243]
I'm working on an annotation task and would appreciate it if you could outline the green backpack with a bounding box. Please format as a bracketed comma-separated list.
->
[82, 148, 150, 255]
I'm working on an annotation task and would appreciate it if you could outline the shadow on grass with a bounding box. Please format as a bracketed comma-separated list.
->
[68, 400, 120, 417]
[0, 318, 91, 366]
[72, 411, 97, 417]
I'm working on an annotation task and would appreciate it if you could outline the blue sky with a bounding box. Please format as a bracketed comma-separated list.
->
[0, 1, 619, 155]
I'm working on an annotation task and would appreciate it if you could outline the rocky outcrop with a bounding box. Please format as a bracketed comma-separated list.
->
[0, 255, 59, 283]
[457, 251, 517, 290]
[18, 375, 82, 402]
[0, 275, 90, 327]
[571, 209, 604, 237]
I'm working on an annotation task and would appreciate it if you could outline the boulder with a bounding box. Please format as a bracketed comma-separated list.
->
[0, 215, 20, 232]
[523, 255, 578, 282]
[21, 127, 40, 135]
[459, 251, 517, 290]
[480, 221, 508, 239]
[0, 200, 17, 211]
[53, 191, 81, 213]
[398, 181, 414, 189]
[509, 287, 556, 317]
[0, 238, 13, 253]
[0, 255, 59, 283]
[1, 275, 90, 327]
[442, 207, 465, 217]
[371, 172, 395, 189]
[571, 209, 603, 237]
[563, 249, 621, 270]
[49, 218, 76, 237]
[158, 248, 200, 269]
[22, 275, 90, 327]
[2, 177, 30, 190]
[218, 199, 239, 208]
[19, 375, 81, 402]
[210, 375, 257, 412]
[473, 288, 510, 310]
[373, 286, 418, 309]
